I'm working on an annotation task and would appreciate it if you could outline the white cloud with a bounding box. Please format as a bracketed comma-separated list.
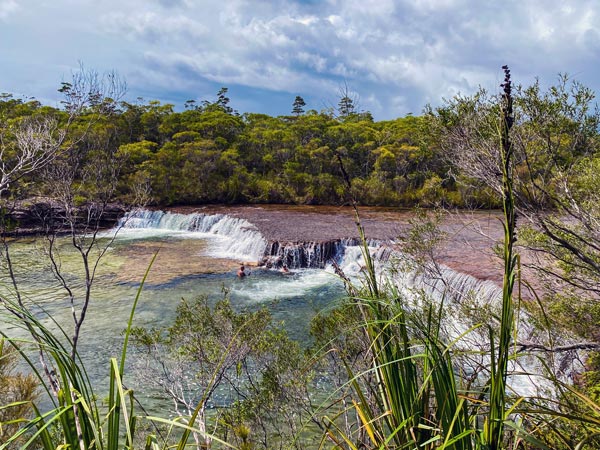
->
[2, 0, 600, 118]
[295, 15, 319, 26]
[409, 0, 463, 10]
[296, 52, 327, 72]
[0, 0, 18, 19]
[132, 0, 599, 115]
[102, 11, 208, 42]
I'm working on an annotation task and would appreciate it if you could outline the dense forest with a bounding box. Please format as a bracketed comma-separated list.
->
[0, 86, 497, 209]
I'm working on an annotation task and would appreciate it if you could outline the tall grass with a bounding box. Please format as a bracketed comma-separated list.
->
[0, 251, 236, 450]
[323, 66, 523, 449]
[322, 265, 481, 449]
[483, 64, 517, 450]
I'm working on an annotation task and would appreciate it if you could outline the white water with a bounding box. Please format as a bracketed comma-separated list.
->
[108, 209, 355, 305]
[115, 209, 268, 261]
[228, 269, 340, 302]
[105, 210, 400, 313]
[384, 252, 584, 396]
[109, 209, 582, 397]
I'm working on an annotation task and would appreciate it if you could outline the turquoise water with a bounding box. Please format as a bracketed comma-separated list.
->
[0, 228, 347, 408]
[0, 209, 555, 427]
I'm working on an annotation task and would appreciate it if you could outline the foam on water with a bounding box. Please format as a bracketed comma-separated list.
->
[331, 243, 383, 277]
[112, 209, 268, 261]
[228, 268, 342, 303]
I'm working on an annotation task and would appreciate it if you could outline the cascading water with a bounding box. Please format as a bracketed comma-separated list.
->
[264, 238, 362, 269]
[113, 209, 583, 395]
[117, 210, 385, 271]
[334, 243, 583, 396]
[390, 250, 585, 395]
[116, 209, 268, 262]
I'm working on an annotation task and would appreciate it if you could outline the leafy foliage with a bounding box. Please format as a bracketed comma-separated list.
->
[0, 339, 38, 449]
[131, 295, 316, 449]
[0, 91, 461, 207]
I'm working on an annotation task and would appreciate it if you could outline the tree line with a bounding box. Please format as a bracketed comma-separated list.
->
[3, 75, 598, 214]
[0, 87, 497, 209]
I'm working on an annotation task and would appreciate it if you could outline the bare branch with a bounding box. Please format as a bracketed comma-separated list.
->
[517, 341, 600, 353]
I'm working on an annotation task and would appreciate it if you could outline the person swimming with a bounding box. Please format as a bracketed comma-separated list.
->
[281, 264, 290, 273]
[237, 265, 246, 277]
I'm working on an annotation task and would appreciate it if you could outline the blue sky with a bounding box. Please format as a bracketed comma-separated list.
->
[1, 0, 599, 120]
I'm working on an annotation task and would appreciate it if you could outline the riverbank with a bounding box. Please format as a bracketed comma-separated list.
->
[4, 198, 126, 234]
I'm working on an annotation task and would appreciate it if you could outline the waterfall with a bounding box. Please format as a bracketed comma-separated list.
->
[387, 251, 584, 394]
[261, 238, 397, 271]
[264, 238, 358, 269]
[113, 209, 582, 394]
[334, 243, 583, 393]
[414, 266, 502, 308]
[117, 210, 390, 271]
[117, 209, 268, 261]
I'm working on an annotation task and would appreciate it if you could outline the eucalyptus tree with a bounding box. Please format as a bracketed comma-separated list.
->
[0, 95, 68, 198]
[0, 67, 129, 386]
[37, 68, 128, 360]
[337, 83, 356, 119]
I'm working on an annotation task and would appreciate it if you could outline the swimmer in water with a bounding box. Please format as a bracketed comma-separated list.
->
[237, 265, 246, 277]
[281, 264, 289, 273]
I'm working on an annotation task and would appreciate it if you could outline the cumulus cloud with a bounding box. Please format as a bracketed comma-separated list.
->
[120, 0, 600, 116]
[3, 0, 600, 118]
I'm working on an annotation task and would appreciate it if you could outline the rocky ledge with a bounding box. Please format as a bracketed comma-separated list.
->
[169, 205, 506, 286]
[3, 202, 507, 287]
[2, 199, 126, 235]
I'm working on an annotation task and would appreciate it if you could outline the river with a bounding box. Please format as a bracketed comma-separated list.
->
[0, 205, 571, 414]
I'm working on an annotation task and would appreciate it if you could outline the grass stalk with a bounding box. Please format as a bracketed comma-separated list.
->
[483, 65, 518, 450]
